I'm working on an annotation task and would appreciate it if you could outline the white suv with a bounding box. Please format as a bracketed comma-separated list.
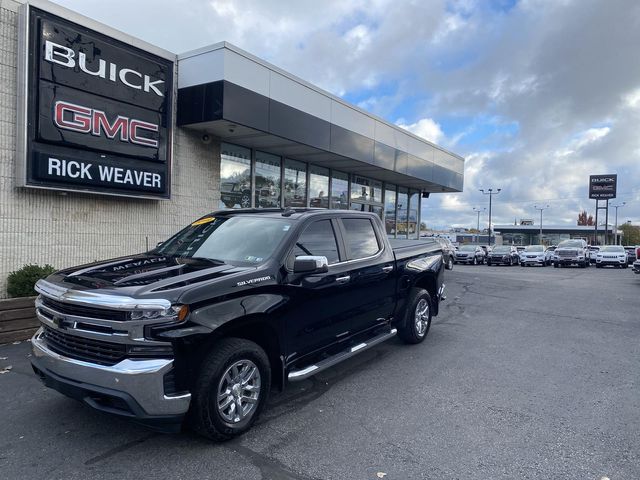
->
[595, 245, 628, 268]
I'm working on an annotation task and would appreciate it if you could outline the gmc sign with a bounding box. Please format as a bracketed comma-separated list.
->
[17, 5, 174, 198]
[589, 174, 617, 199]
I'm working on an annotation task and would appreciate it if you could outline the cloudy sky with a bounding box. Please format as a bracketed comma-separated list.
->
[54, 0, 640, 230]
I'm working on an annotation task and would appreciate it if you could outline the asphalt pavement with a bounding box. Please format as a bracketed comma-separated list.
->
[1, 264, 638, 479]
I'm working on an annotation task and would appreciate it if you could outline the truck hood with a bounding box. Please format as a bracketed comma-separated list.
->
[45, 253, 257, 302]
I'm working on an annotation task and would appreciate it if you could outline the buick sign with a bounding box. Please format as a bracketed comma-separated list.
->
[589, 174, 617, 199]
[17, 5, 174, 198]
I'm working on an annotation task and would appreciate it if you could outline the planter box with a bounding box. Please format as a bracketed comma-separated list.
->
[0, 296, 38, 344]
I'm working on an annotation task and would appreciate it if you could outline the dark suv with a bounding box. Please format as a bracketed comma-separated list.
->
[454, 245, 485, 265]
[486, 245, 519, 266]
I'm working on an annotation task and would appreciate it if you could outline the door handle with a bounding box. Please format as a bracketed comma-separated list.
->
[335, 275, 351, 284]
[381, 265, 394, 273]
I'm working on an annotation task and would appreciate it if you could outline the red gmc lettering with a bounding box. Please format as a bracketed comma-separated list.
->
[53, 101, 159, 149]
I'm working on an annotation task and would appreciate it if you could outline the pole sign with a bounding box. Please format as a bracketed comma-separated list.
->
[17, 6, 174, 198]
[589, 174, 617, 199]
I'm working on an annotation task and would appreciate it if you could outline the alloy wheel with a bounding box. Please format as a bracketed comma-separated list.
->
[217, 360, 261, 424]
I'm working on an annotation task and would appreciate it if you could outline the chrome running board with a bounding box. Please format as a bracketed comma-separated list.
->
[287, 328, 397, 382]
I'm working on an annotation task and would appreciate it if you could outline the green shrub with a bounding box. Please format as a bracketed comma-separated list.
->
[7, 264, 56, 298]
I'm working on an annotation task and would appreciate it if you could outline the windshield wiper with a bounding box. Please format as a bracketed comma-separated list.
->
[178, 256, 225, 265]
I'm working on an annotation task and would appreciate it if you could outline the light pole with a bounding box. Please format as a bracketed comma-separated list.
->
[534, 204, 549, 245]
[611, 202, 625, 245]
[480, 188, 501, 245]
[473, 207, 486, 243]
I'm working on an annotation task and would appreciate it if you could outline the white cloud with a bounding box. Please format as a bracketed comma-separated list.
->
[397, 118, 445, 145]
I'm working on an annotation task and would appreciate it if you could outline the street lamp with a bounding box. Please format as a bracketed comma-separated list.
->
[534, 205, 549, 245]
[611, 202, 626, 245]
[473, 207, 486, 243]
[479, 188, 501, 245]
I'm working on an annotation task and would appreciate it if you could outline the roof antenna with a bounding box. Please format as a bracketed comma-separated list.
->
[282, 206, 296, 217]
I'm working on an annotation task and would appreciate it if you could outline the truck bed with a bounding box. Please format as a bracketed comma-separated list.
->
[389, 238, 441, 261]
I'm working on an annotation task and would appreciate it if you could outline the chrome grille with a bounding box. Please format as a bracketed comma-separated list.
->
[42, 326, 127, 366]
[41, 296, 130, 322]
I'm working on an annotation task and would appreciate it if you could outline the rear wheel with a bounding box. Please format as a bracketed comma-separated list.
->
[446, 256, 453, 270]
[189, 338, 271, 441]
[397, 288, 432, 344]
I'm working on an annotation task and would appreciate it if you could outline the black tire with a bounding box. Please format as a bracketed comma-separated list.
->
[397, 288, 432, 344]
[596, 264, 602, 268]
[189, 338, 271, 441]
[446, 256, 453, 270]
[487, 260, 492, 266]
[553, 262, 558, 268]
[240, 191, 251, 208]
[520, 262, 525, 267]
[473, 257, 478, 265]
[580, 262, 586, 268]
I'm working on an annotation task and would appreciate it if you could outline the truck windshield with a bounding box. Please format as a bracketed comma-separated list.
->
[558, 240, 583, 248]
[156, 216, 293, 265]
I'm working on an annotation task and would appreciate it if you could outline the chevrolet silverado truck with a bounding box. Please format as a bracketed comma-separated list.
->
[30, 209, 446, 440]
[553, 239, 589, 268]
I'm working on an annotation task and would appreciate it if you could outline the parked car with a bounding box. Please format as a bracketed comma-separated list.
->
[479, 245, 491, 257]
[434, 237, 456, 270]
[454, 245, 485, 265]
[516, 246, 526, 254]
[544, 246, 557, 266]
[486, 245, 519, 266]
[220, 181, 251, 208]
[623, 246, 637, 264]
[554, 239, 589, 268]
[632, 258, 640, 274]
[595, 245, 628, 268]
[520, 245, 547, 267]
[587, 245, 600, 264]
[30, 208, 446, 440]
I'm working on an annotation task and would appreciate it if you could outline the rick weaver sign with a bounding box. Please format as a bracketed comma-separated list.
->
[17, 5, 174, 198]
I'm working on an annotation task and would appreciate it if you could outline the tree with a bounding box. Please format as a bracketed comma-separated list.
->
[619, 223, 640, 245]
[420, 222, 427, 231]
[577, 210, 595, 226]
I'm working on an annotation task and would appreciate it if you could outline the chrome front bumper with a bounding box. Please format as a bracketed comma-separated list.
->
[31, 328, 191, 417]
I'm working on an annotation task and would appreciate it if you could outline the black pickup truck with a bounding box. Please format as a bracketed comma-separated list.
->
[30, 209, 446, 440]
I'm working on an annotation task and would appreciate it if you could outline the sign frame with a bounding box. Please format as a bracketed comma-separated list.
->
[16, 1, 176, 200]
[588, 174, 617, 200]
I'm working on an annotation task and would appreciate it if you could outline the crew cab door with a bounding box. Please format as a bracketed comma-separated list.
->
[282, 218, 354, 359]
[334, 216, 396, 335]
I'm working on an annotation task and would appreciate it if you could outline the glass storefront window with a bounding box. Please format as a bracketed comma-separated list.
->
[255, 151, 281, 208]
[350, 175, 382, 203]
[309, 165, 330, 208]
[384, 184, 397, 237]
[397, 187, 409, 239]
[408, 190, 419, 239]
[331, 171, 349, 209]
[219, 143, 251, 209]
[283, 159, 307, 207]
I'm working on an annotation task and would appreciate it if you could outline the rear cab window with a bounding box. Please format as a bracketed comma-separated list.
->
[341, 218, 381, 260]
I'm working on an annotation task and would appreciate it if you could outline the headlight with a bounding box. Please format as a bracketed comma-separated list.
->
[131, 304, 189, 322]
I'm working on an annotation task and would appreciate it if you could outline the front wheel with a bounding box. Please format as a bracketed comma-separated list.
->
[397, 288, 432, 344]
[487, 260, 492, 266]
[473, 257, 478, 265]
[189, 338, 271, 441]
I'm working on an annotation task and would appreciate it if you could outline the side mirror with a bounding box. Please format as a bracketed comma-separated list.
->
[156, 242, 163, 248]
[294, 255, 329, 274]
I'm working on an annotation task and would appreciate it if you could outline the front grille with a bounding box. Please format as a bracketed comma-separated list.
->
[42, 326, 127, 366]
[41, 297, 130, 322]
[557, 250, 577, 257]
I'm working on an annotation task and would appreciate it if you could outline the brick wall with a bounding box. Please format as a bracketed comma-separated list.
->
[0, 0, 221, 298]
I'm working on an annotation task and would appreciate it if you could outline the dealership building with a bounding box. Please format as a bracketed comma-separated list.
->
[0, 0, 465, 297]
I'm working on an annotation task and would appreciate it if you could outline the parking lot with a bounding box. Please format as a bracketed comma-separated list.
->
[1, 265, 638, 480]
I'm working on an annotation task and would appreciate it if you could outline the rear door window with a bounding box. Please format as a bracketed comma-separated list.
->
[341, 218, 380, 260]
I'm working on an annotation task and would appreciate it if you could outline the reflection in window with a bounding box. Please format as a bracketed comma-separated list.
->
[397, 187, 409, 239]
[330, 171, 349, 209]
[219, 143, 251, 209]
[309, 165, 330, 208]
[384, 184, 397, 237]
[255, 151, 281, 208]
[284, 159, 307, 207]
[350, 175, 382, 203]
[409, 190, 419, 239]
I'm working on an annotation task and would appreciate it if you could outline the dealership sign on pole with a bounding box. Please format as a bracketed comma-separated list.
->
[588, 174, 617, 199]
[16, 4, 175, 199]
